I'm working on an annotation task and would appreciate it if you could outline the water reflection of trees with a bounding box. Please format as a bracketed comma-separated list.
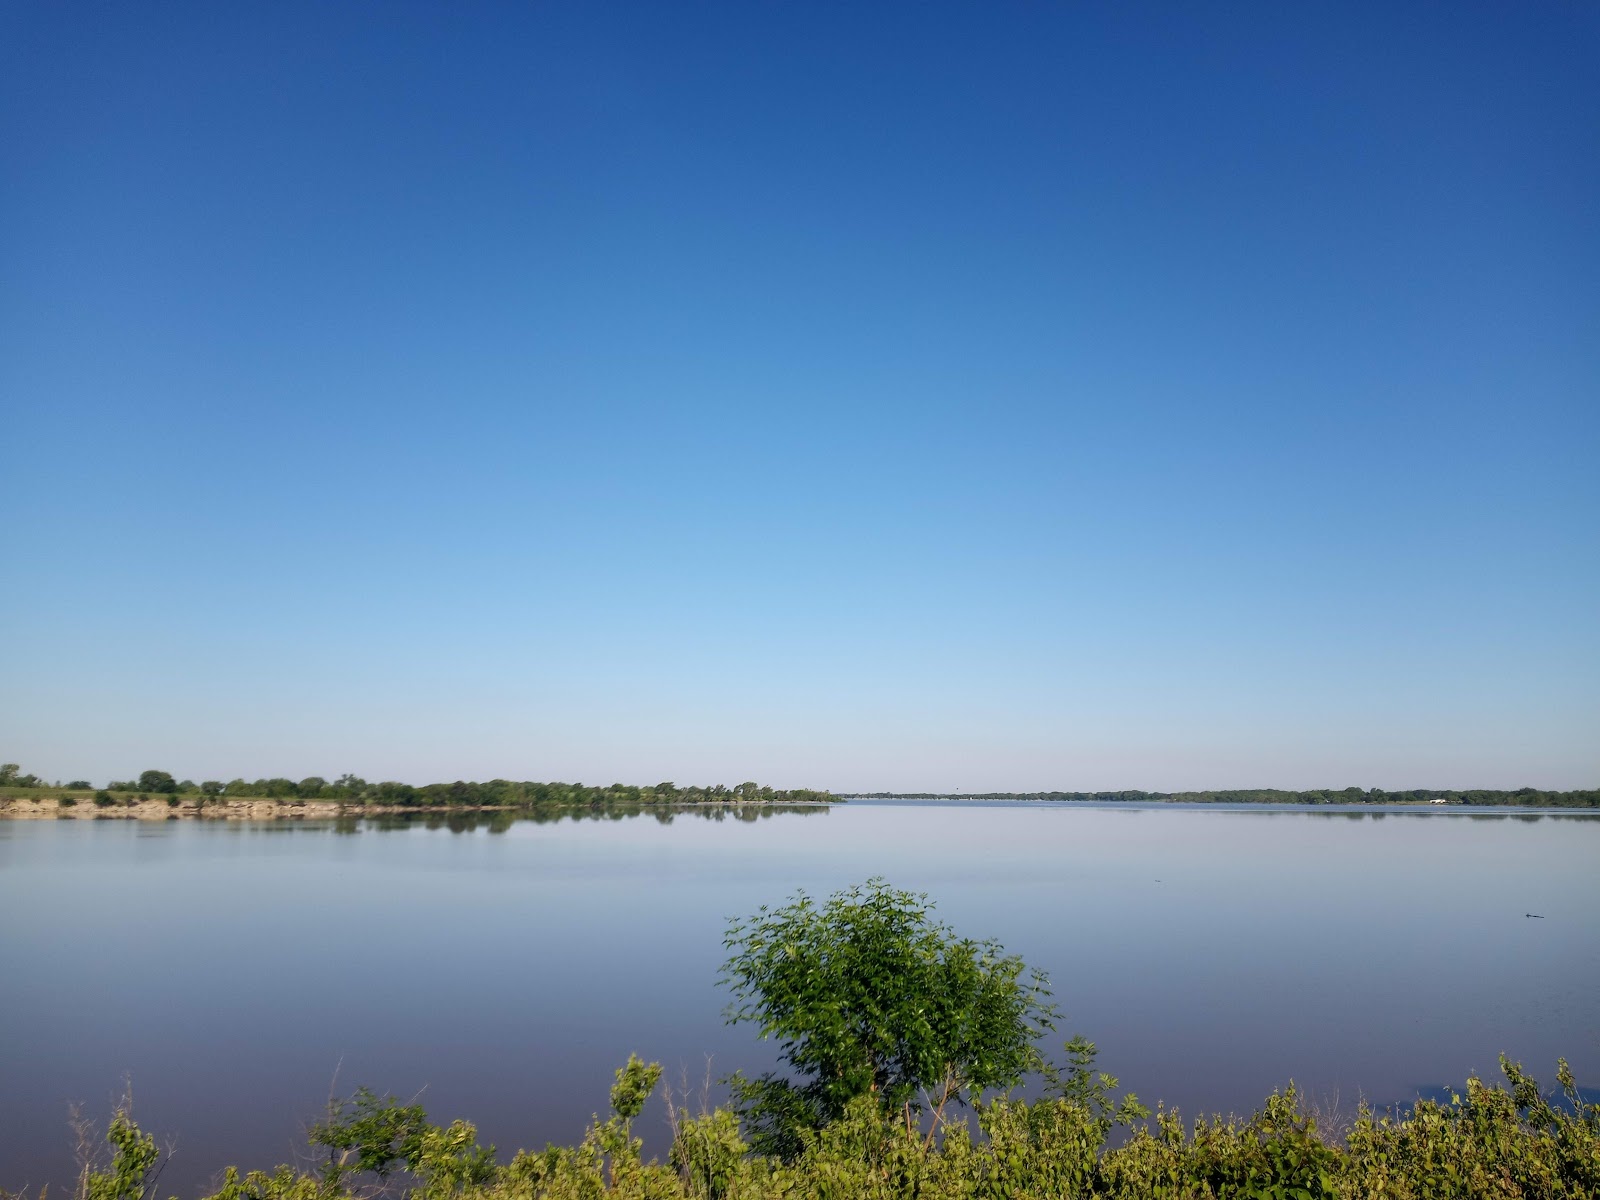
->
[1331, 811, 1550, 824]
[332, 802, 831, 835]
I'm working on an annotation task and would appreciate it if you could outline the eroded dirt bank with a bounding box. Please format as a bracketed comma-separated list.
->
[0, 796, 507, 820]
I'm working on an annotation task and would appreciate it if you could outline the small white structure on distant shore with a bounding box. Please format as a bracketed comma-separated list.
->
[1430, 797, 1448, 804]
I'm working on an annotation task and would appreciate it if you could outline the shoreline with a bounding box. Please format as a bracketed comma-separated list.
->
[0, 796, 832, 821]
[0, 796, 519, 821]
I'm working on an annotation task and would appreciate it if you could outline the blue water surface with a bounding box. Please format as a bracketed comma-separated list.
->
[2, 801, 1595, 1194]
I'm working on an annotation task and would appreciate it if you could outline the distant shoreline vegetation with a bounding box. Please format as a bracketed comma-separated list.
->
[0, 764, 835, 808]
[848, 786, 1600, 807]
[4, 764, 1596, 809]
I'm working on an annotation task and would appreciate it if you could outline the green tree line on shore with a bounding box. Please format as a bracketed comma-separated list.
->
[0, 764, 834, 808]
[10, 763, 1596, 808]
[852, 786, 1600, 807]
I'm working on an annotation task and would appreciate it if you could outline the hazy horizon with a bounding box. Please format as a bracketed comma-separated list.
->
[4, 3, 1596, 791]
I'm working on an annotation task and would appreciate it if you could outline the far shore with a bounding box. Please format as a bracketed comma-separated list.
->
[0, 795, 830, 822]
[0, 795, 509, 821]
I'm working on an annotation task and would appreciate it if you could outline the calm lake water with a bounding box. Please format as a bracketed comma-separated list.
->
[3, 802, 1597, 1194]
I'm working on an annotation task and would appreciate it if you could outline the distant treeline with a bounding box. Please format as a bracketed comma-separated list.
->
[0, 764, 834, 807]
[850, 786, 1600, 807]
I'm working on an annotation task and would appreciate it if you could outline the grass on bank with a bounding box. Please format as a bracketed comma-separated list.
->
[18, 1055, 1600, 1200]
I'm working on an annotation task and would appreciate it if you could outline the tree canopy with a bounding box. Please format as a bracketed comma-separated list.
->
[720, 878, 1057, 1158]
[0, 764, 42, 788]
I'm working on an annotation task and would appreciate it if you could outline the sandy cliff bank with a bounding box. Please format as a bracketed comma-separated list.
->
[0, 796, 497, 820]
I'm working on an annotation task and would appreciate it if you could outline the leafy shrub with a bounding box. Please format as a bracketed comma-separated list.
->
[669, 1108, 747, 1200]
[38, 1058, 1596, 1200]
[93, 790, 116, 807]
[309, 1087, 430, 1189]
[720, 878, 1057, 1157]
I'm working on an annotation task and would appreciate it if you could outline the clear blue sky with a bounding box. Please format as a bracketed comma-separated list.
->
[3, 2, 1596, 791]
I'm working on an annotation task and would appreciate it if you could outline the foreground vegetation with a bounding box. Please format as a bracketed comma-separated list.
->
[855, 787, 1600, 808]
[38, 1057, 1600, 1200]
[20, 881, 1598, 1200]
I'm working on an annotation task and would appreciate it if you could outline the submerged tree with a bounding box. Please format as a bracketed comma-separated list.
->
[720, 878, 1057, 1157]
